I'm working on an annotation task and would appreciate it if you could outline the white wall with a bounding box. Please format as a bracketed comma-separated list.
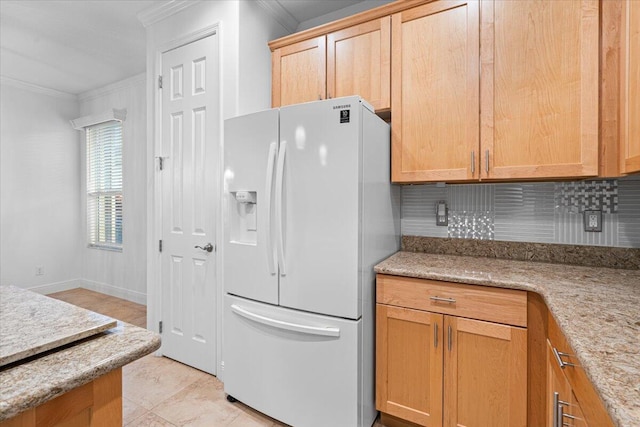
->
[78, 74, 147, 303]
[296, 0, 394, 32]
[238, 0, 289, 115]
[0, 81, 82, 292]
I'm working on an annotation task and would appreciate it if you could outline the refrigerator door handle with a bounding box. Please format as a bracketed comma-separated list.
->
[265, 142, 277, 275]
[231, 304, 340, 337]
[275, 140, 287, 276]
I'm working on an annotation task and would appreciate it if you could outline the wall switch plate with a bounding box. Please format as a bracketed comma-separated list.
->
[584, 210, 602, 232]
[436, 200, 448, 226]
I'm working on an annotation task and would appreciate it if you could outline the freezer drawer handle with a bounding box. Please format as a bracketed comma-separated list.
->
[231, 304, 340, 337]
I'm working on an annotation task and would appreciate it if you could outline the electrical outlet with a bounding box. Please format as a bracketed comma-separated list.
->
[436, 200, 448, 226]
[583, 210, 602, 232]
[35, 266, 44, 276]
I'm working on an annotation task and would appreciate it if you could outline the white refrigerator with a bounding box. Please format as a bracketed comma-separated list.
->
[222, 96, 399, 427]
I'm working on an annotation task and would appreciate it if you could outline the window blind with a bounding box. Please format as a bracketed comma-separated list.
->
[86, 121, 123, 249]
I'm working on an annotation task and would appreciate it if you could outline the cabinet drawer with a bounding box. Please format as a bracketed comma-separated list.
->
[547, 314, 614, 427]
[376, 274, 527, 327]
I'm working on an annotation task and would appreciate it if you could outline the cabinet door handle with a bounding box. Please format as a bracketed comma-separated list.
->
[434, 322, 438, 348]
[553, 392, 560, 427]
[430, 296, 456, 304]
[485, 149, 490, 173]
[448, 325, 452, 352]
[553, 347, 578, 368]
[471, 151, 476, 175]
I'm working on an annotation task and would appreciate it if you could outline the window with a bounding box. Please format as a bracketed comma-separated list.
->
[86, 121, 123, 250]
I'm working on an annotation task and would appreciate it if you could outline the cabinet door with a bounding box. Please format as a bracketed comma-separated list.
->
[444, 316, 527, 427]
[480, 0, 599, 180]
[327, 17, 390, 112]
[391, 0, 480, 182]
[272, 36, 326, 107]
[376, 304, 443, 427]
[621, 0, 640, 173]
[547, 341, 588, 427]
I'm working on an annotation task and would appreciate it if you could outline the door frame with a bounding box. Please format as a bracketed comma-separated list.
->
[147, 23, 223, 377]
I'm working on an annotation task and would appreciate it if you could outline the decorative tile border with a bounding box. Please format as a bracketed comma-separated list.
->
[448, 211, 494, 240]
[555, 179, 618, 214]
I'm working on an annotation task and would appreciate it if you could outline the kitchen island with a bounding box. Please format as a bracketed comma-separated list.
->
[0, 286, 160, 425]
[375, 251, 640, 427]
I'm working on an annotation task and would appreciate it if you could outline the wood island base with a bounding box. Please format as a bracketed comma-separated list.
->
[1, 368, 122, 427]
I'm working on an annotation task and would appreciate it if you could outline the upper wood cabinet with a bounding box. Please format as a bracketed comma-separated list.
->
[271, 17, 391, 111]
[391, 0, 479, 182]
[327, 17, 391, 112]
[272, 36, 326, 107]
[480, 0, 599, 180]
[621, 0, 640, 174]
[270, 0, 607, 182]
[392, 0, 600, 183]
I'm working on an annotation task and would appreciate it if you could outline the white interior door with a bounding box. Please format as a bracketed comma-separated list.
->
[160, 33, 219, 374]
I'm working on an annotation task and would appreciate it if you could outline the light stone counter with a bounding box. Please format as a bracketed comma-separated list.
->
[375, 251, 640, 427]
[0, 286, 117, 366]
[0, 287, 160, 421]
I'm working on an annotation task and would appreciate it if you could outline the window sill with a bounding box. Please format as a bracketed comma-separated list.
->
[88, 244, 123, 253]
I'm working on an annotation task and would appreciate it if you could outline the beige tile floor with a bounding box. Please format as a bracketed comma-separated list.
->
[49, 288, 386, 427]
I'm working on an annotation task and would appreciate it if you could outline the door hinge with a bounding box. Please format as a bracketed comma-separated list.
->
[159, 239, 163, 252]
[159, 157, 164, 170]
[158, 75, 163, 89]
[159, 321, 163, 333]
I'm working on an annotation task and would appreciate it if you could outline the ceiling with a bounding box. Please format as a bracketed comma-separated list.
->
[0, 0, 369, 96]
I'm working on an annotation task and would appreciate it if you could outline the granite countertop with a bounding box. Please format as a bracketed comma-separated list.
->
[0, 286, 117, 366]
[375, 251, 640, 427]
[0, 288, 160, 421]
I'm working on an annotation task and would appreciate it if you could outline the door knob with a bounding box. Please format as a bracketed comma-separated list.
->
[195, 243, 214, 252]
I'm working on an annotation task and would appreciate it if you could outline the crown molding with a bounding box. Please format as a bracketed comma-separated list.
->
[78, 73, 146, 102]
[137, 0, 200, 28]
[70, 108, 127, 130]
[0, 76, 77, 101]
[255, 0, 299, 33]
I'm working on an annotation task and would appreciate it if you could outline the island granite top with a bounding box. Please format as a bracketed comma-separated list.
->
[375, 251, 640, 427]
[0, 287, 160, 421]
[0, 285, 117, 367]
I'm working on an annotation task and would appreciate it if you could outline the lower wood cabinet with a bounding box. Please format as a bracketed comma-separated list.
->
[546, 314, 614, 427]
[376, 274, 527, 427]
[547, 341, 588, 427]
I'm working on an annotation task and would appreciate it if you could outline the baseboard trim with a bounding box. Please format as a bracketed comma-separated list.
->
[28, 279, 84, 295]
[81, 280, 147, 305]
[28, 279, 146, 305]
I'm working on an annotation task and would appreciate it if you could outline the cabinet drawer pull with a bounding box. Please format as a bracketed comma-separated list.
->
[430, 296, 456, 304]
[552, 347, 578, 368]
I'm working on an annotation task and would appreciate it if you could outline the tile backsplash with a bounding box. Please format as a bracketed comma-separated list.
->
[401, 176, 640, 248]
